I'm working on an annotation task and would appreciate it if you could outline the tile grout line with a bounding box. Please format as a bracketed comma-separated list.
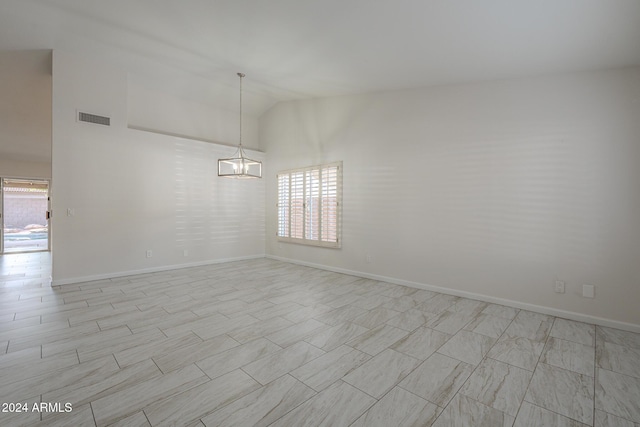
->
[438, 307, 521, 425]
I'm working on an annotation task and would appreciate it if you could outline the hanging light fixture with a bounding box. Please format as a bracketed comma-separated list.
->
[218, 72, 262, 178]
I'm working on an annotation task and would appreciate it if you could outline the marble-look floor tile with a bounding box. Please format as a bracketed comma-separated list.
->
[76, 328, 166, 363]
[196, 338, 282, 380]
[551, 318, 596, 346]
[596, 368, 640, 423]
[400, 352, 474, 407]
[266, 318, 329, 347]
[36, 404, 97, 427]
[385, 308, 434, 332]
[411, 289, 439, 302]
[392, 326, 450, 360]
[107, 411, 150, 427]
[382, 296, 421, 312]
[292, 345, 371, 391]
[152, 333, 240, 373]
[432, 393, 514, 427]
[504, 312, 553, 343]
[0, 350, 78, 386]
[351, 386, 440, 427]
[595, 409, 639, 427]
[346, 324, 408, 356]
[129, 310, 200, 334]
[227, 315, 293, 344]
[95, 307, 166, 330]
[191, 314, 258, 340]
[201, 374, 316, 427]
[597, 340, 640, 379]
[487, 335, 545, 371]
[343, 348, 420, 398]
[541, 337, 595, 376]
[42, 358, 161, 409]
[424, 310, 474, 335]
[314, 305, 368, 326]
[38, 325, 134, 358]
[0, 395, 41, 427]
[525, 362, 594, 425]
[242, 341, 325, 385]
[437, 330, 496, 365]
[597, 327, 640, 350]
[352, 307, 401, 329]
[382, 285, 421, 298]
[0, 355, 120, 403]
[353, 294, 394, 310]
[416, 294, 458, 314]
[321, 292, 363, 309]
[0, 345, 41, 370]
[514, 401, 590, 427]
[3, 256, 640, 427]
[464, 313, 513, 339]
[305, 321, 369, 351]
[460, 358, 532, 416]
[283, 304, 333, 323]
[144, 369, 260, 426]
[449, 298, 488, 318]
[269, 380, 376, 427]
[91, 364, 209, 426]
[8, 321, 101, 353]
[252, 302, 307, 320]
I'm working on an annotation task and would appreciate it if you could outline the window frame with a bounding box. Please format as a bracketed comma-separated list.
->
[277, 161, 342, 248]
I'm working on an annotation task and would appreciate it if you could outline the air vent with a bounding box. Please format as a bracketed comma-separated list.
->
[78, 112, 110, 126]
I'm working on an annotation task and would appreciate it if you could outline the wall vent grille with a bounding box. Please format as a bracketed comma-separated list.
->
[78, 112, 110, 126]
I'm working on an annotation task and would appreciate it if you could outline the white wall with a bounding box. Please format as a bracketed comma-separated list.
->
[127, 83, 260, 151]
[261, 68, 640, 328]
[52, 51, 265, 284]
[0, 50, 51, 179]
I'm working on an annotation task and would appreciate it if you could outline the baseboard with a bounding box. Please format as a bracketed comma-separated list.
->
[51, 254, 265, 286]
[266, 254, 640, 334]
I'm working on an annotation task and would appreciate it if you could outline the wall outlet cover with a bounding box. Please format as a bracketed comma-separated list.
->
[582, 284, 595, 298]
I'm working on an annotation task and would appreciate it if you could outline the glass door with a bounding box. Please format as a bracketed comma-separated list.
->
[1, 178, 50, 253]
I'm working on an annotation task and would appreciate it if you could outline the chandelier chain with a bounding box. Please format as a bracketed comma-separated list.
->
[238, 72, 244, 148]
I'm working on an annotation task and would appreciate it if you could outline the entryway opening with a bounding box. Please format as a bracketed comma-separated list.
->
[1, 178, 50, 253]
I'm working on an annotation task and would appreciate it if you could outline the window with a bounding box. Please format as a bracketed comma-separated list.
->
[277, 162, 342, 248]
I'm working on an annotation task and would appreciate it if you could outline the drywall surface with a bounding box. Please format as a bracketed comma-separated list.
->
[261, 68, 640, 327]
[51, 51, 265, 283]
[0, 50, 52, 178]
[127, 83, 260, 151]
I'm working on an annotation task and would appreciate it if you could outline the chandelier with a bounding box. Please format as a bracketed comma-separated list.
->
[218, 72, 262, 178]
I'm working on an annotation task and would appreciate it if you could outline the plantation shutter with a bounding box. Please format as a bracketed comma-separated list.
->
[277, 162, 342, 248]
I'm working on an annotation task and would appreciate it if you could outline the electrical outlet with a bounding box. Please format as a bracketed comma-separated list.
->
[66, 208, 75, 217]
[183, 249, 188, 257]
[146, 250, 152, 258]
[583, 284, 595, 298]
[366, 254, 372, 264]
[554, 280, 565, 294]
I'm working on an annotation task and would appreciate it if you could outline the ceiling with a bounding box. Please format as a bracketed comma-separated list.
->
[1, 0, 640, 116]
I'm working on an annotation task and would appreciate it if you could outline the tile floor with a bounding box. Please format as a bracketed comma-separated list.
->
[0, 252, 639, 426]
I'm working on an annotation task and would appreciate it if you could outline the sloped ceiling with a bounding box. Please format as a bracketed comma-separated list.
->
[1, 0, 639, 116]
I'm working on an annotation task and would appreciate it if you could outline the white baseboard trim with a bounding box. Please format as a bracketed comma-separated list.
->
[266, 254, 640, 334]
[51, 254, 265, 286]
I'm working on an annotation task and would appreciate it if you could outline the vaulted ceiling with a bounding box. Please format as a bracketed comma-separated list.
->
[1, 0, 640, 116]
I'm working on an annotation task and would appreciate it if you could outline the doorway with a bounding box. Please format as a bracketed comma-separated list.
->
[1, 178, 50, 253]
